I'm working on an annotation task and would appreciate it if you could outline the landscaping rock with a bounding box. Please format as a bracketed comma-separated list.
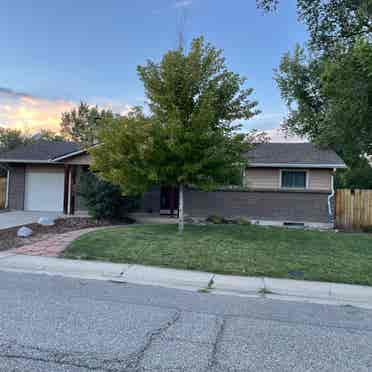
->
[38, 216, 55, 226]
[185, 217, 207, 225]
[17, 226, 33, 238]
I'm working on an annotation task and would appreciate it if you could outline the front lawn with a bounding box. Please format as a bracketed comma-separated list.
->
[63, 224, 372, 286]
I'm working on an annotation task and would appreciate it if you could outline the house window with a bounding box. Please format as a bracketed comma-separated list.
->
[281, 170, 307, 188]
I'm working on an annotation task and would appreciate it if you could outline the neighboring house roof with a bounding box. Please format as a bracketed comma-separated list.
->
[0, 141, 81, 163]
[246, 143, 346, 168]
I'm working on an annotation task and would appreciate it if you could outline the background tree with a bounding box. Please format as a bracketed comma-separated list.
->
[0, 127, 66, 153]
[257, 0, 372, 52]
[275, 40, 372, 167]
[0, 127, 66, 176]
[61, 102, 113, 145]
[32, 129, 65, 142]
[91, 37, 260, 231]
[0, 127, 28, 152]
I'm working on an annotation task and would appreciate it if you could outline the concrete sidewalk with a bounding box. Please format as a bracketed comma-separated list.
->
[0, 251, 372, 309]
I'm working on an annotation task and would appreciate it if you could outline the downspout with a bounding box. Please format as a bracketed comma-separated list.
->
[327, 170, 335, 224]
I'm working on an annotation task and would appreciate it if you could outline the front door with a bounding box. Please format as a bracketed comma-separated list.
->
[160, 186, 179, 216]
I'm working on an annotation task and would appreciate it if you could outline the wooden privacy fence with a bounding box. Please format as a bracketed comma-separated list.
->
[335, 189, 372, 230]
[0, 177, 6, 209]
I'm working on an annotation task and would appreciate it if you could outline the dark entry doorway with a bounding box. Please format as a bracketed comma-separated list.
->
[160, 186, 179, 216]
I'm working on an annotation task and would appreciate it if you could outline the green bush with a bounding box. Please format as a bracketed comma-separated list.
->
[361, 226, 372, 234]
[206, 215, 251, 225]
[79, 172, 138, 221]
[235, 217, 251, 225]
[206, 215, 229, 224]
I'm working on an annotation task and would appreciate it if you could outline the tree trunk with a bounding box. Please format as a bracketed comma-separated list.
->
[178, 184, 184, 232]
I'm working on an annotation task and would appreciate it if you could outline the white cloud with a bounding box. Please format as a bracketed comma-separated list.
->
[243, 112, 307, 143]
[264, 128, 307, 143]
[248, 112, 284, 130]
[89, 97, 133, 116]
[174, 0, 192, 8]
[0, 88, 133, 133]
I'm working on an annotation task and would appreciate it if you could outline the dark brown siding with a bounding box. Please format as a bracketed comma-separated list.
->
[183, 189, 330, 223]
[139, 187, 331, 223]
[8, 164, 26, 210]
[139, 186, 161, 213]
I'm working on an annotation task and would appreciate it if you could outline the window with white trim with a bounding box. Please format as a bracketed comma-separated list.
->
[281, 170, 307, 188]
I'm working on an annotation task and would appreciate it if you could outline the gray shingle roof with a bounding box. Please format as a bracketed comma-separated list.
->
[0, 141, 81, 162]
[246, 143, 346, 168]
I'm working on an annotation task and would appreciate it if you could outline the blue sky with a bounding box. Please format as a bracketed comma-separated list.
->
[0, 0, 307, 138]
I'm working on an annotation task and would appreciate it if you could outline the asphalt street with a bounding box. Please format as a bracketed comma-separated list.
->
[0, 271, 372, 371]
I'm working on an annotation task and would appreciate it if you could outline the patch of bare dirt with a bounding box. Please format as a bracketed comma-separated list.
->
[0, 217, 133, 251]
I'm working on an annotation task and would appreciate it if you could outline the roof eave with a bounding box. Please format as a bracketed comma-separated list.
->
[52, 149, 87, 162]
[248, 162, 347, 169]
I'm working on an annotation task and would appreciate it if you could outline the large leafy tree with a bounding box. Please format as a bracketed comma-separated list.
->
[258, 0, 372, 188]
[91, 37, 260, 231]
[257, 0, 372, 52]
[61, 102, 113, 145]
[275, 40, 372, 166]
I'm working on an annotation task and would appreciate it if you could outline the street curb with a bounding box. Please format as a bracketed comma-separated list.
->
[0, 254, 371, 309]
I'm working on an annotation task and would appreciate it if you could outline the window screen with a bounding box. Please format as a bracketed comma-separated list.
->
[281, 171, 307, 188]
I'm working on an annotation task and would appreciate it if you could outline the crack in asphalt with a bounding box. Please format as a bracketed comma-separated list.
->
[62, 291, 372, 334]
[0, 310, 185, 372]
[206, 317, 226, 372]
[0, 333, 171, 372]
[6, 273, 372, 335]
[125, 310, 181, 371]
[0, 353, 110, 371]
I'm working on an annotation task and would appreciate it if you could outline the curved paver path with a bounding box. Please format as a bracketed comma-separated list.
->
[11, 226, 118, 257]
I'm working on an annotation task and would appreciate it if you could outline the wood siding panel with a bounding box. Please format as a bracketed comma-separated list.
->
[245, 168, 331, 191]
[63, 153, 91, 165]
[309, 169, 331, 190]
[244, 168, 279, 189]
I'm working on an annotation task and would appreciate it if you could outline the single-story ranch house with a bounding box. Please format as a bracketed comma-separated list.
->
[0, 141, 346, 228]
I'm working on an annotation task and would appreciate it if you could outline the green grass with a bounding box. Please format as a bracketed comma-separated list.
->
[63, 224, 372, 286]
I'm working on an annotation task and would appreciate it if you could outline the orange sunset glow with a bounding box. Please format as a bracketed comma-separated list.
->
[0, 88, 133, 134]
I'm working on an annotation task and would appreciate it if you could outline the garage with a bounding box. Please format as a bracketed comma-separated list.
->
[24, 166, 65, 212]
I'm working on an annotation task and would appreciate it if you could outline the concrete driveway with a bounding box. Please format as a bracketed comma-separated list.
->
[0, 211, 63, 230]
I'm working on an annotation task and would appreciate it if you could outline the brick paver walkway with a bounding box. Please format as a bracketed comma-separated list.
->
[11, 227, 113, 257]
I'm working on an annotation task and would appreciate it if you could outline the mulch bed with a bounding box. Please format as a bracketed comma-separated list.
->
[0, 217, 133, 252]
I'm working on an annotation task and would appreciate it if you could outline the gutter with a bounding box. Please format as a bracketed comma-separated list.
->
[0, 159, 54, 164]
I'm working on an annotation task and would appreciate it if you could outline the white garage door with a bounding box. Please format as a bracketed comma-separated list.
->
[24, 166, 65, 212]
